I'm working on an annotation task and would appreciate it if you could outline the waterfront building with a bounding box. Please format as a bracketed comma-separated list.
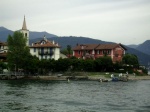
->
[72, 43, 126, 62]
[0, 16, 61, 61]
[30, 36, 60, 60]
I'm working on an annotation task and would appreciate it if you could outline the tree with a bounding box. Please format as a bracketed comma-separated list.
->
[0, 61, 7, 73]
[94, 56, 113, 72]
[82, 59, 94, 72]
[61, 49, 68, 55]
[67, 45, 72, 57]
[7, 31, 31, 72]
[122, 54, 139, 68]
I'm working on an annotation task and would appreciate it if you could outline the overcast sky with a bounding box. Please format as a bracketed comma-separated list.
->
[1, 0, 150, 45]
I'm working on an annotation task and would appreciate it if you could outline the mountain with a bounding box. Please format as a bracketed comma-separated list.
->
[0, 26, 57, 42]
[127, 44, 139, 49]
[0, 27, 13, 42]
[125, 46, 150, 66]
[0, 26, 10, 32]
[30, 36, 113, 49]
[29, 31, 57, 40]
[0, 26, 150, 66]
[136, 40, 150, 56]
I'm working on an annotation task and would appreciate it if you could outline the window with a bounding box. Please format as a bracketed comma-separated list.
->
[78, 51, 80, 54]
[42, 41, 45, 44]
[103, 50, 106, 54]
[102, 50, 111, 55]
[41, 48, 44, 54]
[25, 33, 27, 37]
[41, 55, 43, 59]
[97, 50, 99, 54]
[34, 48, 36, 52]
[107, 50, 111, 55]
[49, 48, 53, 56]
[45, 55, 47, 59]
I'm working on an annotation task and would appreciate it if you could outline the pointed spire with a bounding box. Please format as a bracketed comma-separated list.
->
[22, 16, 27, 30]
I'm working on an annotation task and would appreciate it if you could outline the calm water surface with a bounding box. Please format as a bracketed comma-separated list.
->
[0, 80, 150, 112]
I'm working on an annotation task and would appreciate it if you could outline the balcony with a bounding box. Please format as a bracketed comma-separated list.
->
[38, 51, 54, 55]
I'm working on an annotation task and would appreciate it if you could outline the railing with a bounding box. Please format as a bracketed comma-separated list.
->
[38, 51, 54, 55]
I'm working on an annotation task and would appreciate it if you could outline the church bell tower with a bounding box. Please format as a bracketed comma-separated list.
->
[20, 16, 29, 46]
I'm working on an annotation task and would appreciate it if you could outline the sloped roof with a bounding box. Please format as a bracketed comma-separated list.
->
[30, 38, 60, 48]
[0, 52, 7, 57]
[95, 44, 119, 49]
[73, 44, 99, 50]
[0, 41, 7, 46]
[73, 43, 126, 50]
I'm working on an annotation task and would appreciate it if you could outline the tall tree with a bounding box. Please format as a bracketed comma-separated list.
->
[67, 45, 71, 57]
[7, 31, 31, 71]
[122, 54, 139, 68]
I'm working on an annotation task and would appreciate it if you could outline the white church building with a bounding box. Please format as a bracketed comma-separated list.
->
[21, 16, 60, 60]
[0, 16, 60, 61]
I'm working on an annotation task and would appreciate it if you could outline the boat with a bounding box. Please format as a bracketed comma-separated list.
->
[99, 78, 108, 82]
[111, 77, 119, 82]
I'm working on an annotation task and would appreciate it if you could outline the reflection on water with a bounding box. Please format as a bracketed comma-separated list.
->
[0, 80, 150, 112]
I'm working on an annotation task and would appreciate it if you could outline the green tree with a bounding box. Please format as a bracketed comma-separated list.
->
[0, 61, 7, 73]
[82, 59, 94, 72]
[67, 45, 72, 57]
[94, 56, 113, 72]
[54, 58, 71, 72]
[61, 49, 68, 55]
[24, 55, 39, 74]
[122, 54, 139, 68]
[7, 31, 31, 71]
[70, 58, 84, 71]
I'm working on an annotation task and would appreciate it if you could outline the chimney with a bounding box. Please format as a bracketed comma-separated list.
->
[52, 40, 55, 44]
[43, 35, 47, 42]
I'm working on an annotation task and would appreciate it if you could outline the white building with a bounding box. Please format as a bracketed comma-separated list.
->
[0, 16, 60, 61]
[30, 36, 60, 60]
[21, 16, 60, 60]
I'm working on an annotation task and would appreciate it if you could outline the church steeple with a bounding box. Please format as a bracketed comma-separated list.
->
[22, 16, 27, 30]
[20, 16, 29, 46]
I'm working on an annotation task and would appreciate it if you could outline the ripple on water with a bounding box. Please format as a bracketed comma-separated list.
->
[0, 80, 150, 112]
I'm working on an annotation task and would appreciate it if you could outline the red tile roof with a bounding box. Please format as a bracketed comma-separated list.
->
[73, 44, 99, 50]
[30, 39, 60, 48]
[95, 44, 119, 49]
[73, 43, 126, 50]
[0, 41, 7, 46]
[0, 52, 7, 57]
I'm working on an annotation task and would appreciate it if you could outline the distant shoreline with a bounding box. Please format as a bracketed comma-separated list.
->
[24, 75, 150, 81]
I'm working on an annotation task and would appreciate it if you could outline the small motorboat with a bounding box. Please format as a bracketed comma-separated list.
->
[99, 78, 108, 82]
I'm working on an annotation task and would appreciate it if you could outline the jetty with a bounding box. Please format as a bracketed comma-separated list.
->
[0, 74, 24, 80]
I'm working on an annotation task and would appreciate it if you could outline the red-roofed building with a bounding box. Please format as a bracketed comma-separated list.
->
[0, 17, 61, 61]
[72, 43, 126, 62]
[30, 36, 60, 60]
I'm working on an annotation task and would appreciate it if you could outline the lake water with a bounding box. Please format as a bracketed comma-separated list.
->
[0, 80, 150, 112]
